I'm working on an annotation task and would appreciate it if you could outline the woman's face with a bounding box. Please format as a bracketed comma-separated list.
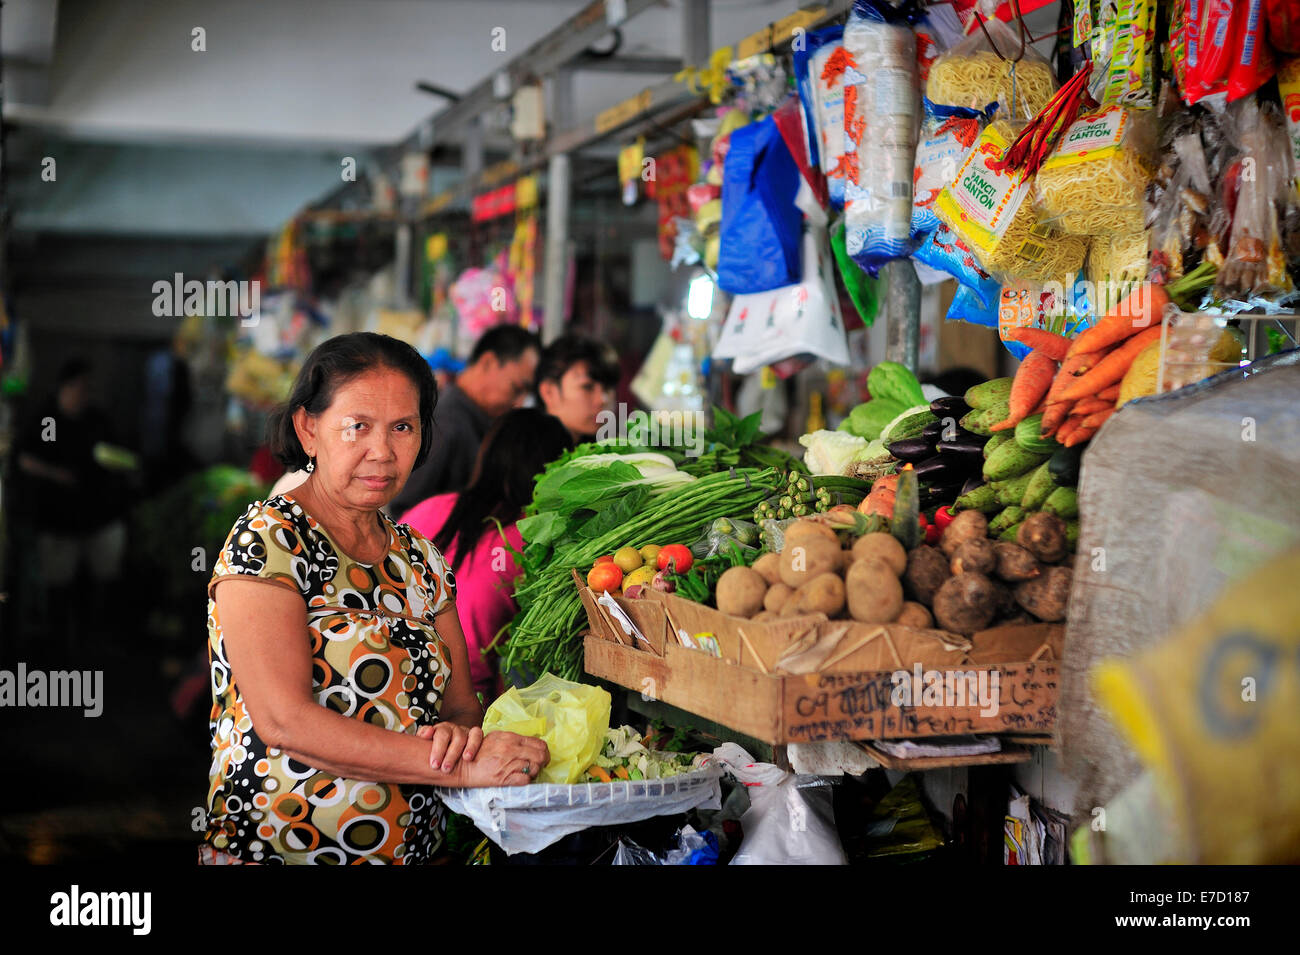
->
[294, 366, 422, 512]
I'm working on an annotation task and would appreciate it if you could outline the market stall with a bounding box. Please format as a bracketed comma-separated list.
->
[466, 0, 1300, 865]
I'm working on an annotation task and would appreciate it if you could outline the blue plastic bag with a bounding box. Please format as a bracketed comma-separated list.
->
[716, 116, 803, 294]
[915, 222, 1001, 308]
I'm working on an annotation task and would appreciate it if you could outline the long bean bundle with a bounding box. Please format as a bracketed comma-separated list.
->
[504, 467, 782, 681]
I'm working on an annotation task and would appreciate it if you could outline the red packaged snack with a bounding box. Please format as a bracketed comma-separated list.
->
[1228, 0, 1277, 102]
[1186, 0, 1237, 104]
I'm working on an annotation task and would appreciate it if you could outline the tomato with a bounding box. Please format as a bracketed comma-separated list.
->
[593, 555, 615, 565]
[587, 562, 624, 593]
[656, 544, 693, 574]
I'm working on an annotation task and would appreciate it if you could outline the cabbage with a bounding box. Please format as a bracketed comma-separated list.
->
[798, 429, 868, 476]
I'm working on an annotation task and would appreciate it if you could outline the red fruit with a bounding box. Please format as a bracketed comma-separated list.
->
[656, 545, 694, 574]
[587, 562, 624, 593]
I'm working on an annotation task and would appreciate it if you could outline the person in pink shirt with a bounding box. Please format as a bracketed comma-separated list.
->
[399, 408, 572, 702]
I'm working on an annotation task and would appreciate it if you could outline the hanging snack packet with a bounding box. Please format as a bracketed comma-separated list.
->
[809, 33, 852, 209]
[1185, 0, 1236, 105]
[933, 122, 1089, 285]
[1279, 58, 1300, 198]
[843, 0, 919, 271]
[926, 16, 1057, 121]
[1227, 0, 1276, 103]
[1034, 106, 1154, 237]
[913, 98, 994, 239]
[913, 221, 1002, 307]
[1088, 0, 1159, 108]
[1268, 0, 1300, 54]
[793, 25, 843, 173]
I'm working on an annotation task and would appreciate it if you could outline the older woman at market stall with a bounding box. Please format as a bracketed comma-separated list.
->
[201, 332, 547, 865]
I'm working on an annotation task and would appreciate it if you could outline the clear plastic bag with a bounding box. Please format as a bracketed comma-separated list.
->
[1033, 106, 1155, 237]
[926, 17, 1057, 120]
[437, 764, 724, 856]
[713, 743, 846, 865]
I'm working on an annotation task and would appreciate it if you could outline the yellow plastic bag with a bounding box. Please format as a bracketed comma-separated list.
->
[482, 674, 611, 785]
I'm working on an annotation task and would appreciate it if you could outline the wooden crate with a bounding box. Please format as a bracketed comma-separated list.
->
[577, 579, 1061, 745]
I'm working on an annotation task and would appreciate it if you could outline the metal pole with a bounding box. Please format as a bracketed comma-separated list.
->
[884, 258, 921, 373]
[543, 152, 571, 342]
[682, 0, 711, 67]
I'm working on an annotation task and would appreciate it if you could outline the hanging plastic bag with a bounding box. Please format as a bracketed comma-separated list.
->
[772, 94, 829, 210]
[713, 743, 847, 865]
[1033, 106, 1154, 237]
[843, 0, 919, 272]
[914, 221, 1002, 307]
[913, 98, 995, 240]
[481, 673, 611, 785]
[716, 114, 803, 294]
[830, 219, 879, 327]
[792, 25, 842, 175]
[926, 15, 1057, 121]
[713, 224, 850, 374]
[807, 31, 850, 209]
[612, 838, 663, 865]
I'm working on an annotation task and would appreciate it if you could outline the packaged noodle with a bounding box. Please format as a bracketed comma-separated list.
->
[843, 0, 918, 271]
[1034, 106, 1154, 237]
[912, 98, 993, 240]
[933, 123, 1089, 285]
[926, 17, 1056, 121]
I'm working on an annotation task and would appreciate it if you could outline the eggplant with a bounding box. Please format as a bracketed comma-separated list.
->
[919, 484, 962, 507]
[886, 437, 936, 463]
[959, 475, 984, 497]
[936, 439, 985, 457]
[936, 430, 987, 455]
[912, 453, 959, 484]
[929, 395, 970, 417]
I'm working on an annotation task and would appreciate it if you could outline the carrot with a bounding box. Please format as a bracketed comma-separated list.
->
[1055, 415, 1087, 445]
[1070, 396, 1114, 417]
[1061, 325, 1165, 402]
[1096, 383, 1121, 402]
[1080, 407, 1116, 430]
[587, 765, 612, 783]
[1066, 283, 1170, 357]
[1064, 426, 1097, 447]
[1039, 350, 1104, 435]
[990, 351, 1058, 431]
[1007, 327, 1072, 359]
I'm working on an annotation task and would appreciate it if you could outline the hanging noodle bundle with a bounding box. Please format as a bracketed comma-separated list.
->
[927, 52, 1057, 119]
[1033, 107, 1152, 236]
[934, 122, 1089, 284]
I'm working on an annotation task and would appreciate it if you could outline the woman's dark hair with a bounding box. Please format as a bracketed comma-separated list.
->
[430, 408, 572, 569]
[267, 332, 438, 471]
[534, 334, 620, 393]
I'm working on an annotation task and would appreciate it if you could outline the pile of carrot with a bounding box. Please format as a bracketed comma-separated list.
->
[998, 284, 1170, 448]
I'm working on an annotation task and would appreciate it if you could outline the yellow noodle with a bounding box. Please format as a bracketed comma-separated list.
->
[1035, 148, 1149, 236]
[1087, 231, 1149, 313]
[926, 52, 1056, 119]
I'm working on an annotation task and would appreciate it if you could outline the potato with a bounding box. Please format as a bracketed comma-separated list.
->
[716, 566, 767, 618]
[950, 537, 996, 576]
[779, 537, 841, 588]
[893, 601, 934, 629]
[940, 510, 989, 557]
[932, 572, 998, 634]
[1016, 512, 1068, 564]
[1014, 565, 1072, 621]
[752, 552, 782, 586]
[792, 572, 846, 617]
[992, 542, 1041, 582]
[903, 545, 950, 605]
[989, 579, 1016, 618]
[845, 558, 904, 624]
[783, 520, 839, 550]
[763, 582, 794, 614]
[852, 532, 906, 576]
[752, 610, 777, 622]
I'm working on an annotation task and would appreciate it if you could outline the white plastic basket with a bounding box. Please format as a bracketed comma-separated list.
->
[436, 763, 724, 855]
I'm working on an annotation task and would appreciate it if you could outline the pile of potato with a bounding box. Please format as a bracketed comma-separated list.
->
[713, 510, 1074, 635]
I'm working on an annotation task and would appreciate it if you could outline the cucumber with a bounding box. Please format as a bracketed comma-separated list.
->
[1014, 413, 1062, 454]
[988, 506, 1027, 535]
[983, 431, 1014, 459]
[964, 377, 1014, 410]
[999, 521, 1025, 542]
[1048, 445, 1084, 486]
[1020, 462, 1057, 510]
[983, 440, 1051, 482]
[891, 466, 921, 550]
[960, 401, 1011, 436]
[953, 484, 999, 513]
[993, 469, 1035, 506]
[1043, 486, 1079, 519]
[881, 406, 938, 445]
[1065, 519, 1079, 551]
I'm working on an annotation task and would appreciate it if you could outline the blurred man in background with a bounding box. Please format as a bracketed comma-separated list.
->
[535, 334, 620, 444]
